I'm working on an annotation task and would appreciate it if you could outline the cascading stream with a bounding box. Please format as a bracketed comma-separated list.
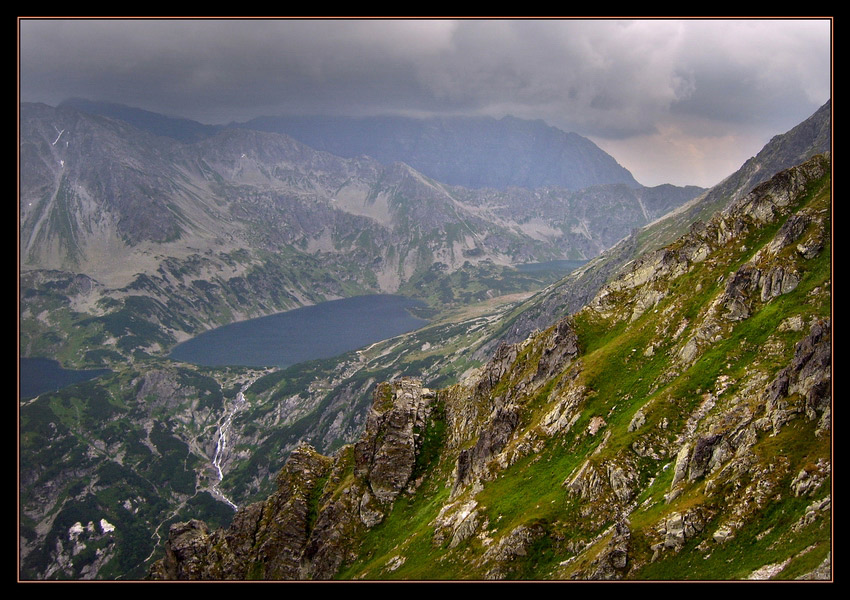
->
[209, 384, 250, 510]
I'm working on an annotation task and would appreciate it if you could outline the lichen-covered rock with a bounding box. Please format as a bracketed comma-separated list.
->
[688, 434, 723, 481]
[658, 508, 707, 551]
[481, 523, 546, 580]
[152, 520, 214, 580]
[432, 499, 480, 547]
[540, 382, 585, 436]
[449, 318, 581, 497]
[302, 481, 363, 580]
[790, 459, 830, 497]
[564, 455, 639, 512]
[534, 318, 580, 381]
[792, 496, 831, 532]
[767, 214, 810, 255]
[764, 319, 831, 433]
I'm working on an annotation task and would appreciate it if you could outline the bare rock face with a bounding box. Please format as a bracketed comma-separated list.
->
[763, 319, 831, 433]
[535, 318, 580, 381]
[477, 342, 519, 395]
[564, 456, 639, 512]
[729, 155, 829, 223]
[576, 521, 631, 580]
[450, 317, 581, 497]
[452, 404, 521, 497]
[767, 214, 810, 255]
[302, 477, 363, 580]
[150, 520, 213, 581]
[481, 523, 547, 580]
[661, 509, 706, 551]
[355, 378, 434, 506]
[688, 434, 724, 481]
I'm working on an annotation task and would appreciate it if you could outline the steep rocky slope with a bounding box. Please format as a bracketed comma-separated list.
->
[152, 154, 831, 581]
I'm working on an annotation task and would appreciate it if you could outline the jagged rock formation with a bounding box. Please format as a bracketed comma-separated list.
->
[152, 155, 831, 581]
[154, 444, 335, 580]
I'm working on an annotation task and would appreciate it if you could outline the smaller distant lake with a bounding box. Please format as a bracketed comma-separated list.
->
[169, 294, 429, 368]
[514, 259, 589, 274]
[20, 357, 111, 400]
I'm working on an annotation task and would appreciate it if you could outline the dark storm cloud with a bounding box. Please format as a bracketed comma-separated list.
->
[20, 19, 462, 121]
[19, 18, 831, 186]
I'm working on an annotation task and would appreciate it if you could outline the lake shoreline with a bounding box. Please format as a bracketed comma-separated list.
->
[168, 294, 429, 369]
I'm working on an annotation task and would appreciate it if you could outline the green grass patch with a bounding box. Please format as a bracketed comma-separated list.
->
[337, 485, 454, 580]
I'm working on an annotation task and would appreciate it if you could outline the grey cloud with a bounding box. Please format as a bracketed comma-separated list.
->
[19, 18, 831, 185]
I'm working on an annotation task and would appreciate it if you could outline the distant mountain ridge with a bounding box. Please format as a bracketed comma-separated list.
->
[58, 99, 641, 191]
[236, 113, 641, 190]
[20, 101, 701, 368]
[59, 98, 223, 143]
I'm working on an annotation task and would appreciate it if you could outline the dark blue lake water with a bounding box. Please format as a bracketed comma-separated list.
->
[20, 357, 111, 400]
[169, 294, 429, 368]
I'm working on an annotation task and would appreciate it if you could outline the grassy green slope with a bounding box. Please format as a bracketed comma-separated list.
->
[334, 159, 831, 581]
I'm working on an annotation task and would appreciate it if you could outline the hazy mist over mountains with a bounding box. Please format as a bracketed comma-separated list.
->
[59, 98, 641, 190]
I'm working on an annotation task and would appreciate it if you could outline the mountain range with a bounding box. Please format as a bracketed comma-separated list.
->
[20, 102, 701, 365]
[59, 99, 642, 190]
[18, 100, 830, 580]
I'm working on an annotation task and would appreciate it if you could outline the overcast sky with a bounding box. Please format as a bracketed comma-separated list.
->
[19, 18, 831, 187]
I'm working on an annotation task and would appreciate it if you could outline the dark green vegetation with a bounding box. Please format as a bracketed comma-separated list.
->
[19, 362, 246, 579]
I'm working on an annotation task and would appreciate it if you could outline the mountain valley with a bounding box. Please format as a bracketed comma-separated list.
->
[18, 101, 831, 581]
